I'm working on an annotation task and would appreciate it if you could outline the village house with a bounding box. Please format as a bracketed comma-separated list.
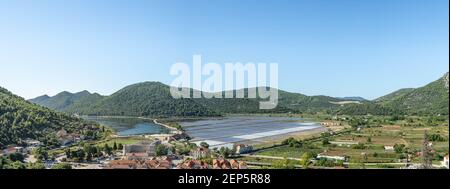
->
[172, 132, 190, 141]
[123, 141, 161, 160]
[238, 161, 248, 169]
[146, 134, 175, 143]
[2, 146, 27, 155]
[234, 144, 253, 154]
[212, 159, 247, 169]
[321, 122, 341, 127]
[190, 147, 211, 159]
[141, 159, 172, 169]
[213, 159, 230, 169]
[106, 158, 173, 169]
[443, 155, 449, 169]
[2, 147, 15, 155]
[24, 139, 42, 153]
[25, 139, 41, 147]
[176, 160, 209, 169]
[126, 153, 150, 161]
[106, 160, 138, 169]
[56, 129, 75, 146]
[384, 146, 394, 151]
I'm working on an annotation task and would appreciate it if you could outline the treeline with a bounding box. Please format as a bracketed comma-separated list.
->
[335, 103, 403, 116]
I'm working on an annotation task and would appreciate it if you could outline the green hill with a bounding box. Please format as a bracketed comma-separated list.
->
[374, 88, 415, 102]
[335, 102, 403, 116]
[383, 72, 449, 115]
[29, 90, 105, 112]
[337, 96, 368, 102]
[66, 82, 219, 117]
[193, 88, 294, 114]
[336, 72, 449, 116]
[277, 91, 344, 113]
[28, 95, 50, 104]
[31, 83, 349, 116]
[0, 87, 103, 149]
[30, 72, 448, 117]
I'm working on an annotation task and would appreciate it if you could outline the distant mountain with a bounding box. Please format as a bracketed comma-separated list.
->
[32, 82, 349, 116]
[192, 88, 293, 114]
[0, 87, 103, 148]
[65, 82, 219, 117]
[29, 95, 50, 104]
[336, 97, 368, 102]
[30, 72, 449, 117]
[29, 90, 105, 112]
[383, 72, 449, 115]
[191, 88, 343, 114]
[276, 91, 343, 113]
[374, 88, 415, 102]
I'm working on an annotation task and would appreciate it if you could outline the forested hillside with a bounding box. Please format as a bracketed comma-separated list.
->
[0, 87, 104, 149]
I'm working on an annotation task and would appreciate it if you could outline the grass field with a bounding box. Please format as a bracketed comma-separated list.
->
[248, 115, 449, 168]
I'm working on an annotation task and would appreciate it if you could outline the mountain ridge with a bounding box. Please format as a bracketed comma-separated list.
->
[28, 72, 449, 116]
[30, 82, 349, 116]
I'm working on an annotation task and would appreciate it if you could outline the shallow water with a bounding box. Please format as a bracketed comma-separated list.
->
[179, 116, 322, 148]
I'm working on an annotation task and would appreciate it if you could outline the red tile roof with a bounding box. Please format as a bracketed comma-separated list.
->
[177, 160, 209, 169]
[106, 159, 173, 169]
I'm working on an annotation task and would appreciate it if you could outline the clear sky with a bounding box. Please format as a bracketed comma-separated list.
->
[0, 0, 448, 100]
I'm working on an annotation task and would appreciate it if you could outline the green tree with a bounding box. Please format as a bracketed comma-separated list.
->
[27, 162, 46, 169]
[113, 141, 118, 151]
[34, 147, 48, 161]
[219, 147, 231, 158]
[52, 163, 72, 169]
[8, 153, 24, 162]
[300, 152, 313, 169]
[199, 142, 209, 149]
[104, 144, 112, 155]
[65, 148, 72, 159]
[394, 144, 406, 154]
[5, 161, 26, 169]
[156, 145, 168, 156]
[273, 158, 295, 169]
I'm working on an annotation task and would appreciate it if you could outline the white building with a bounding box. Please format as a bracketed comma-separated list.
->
[384, 146, 394, 151]
[234, 144, 253, 154]
[442, 155, 449, 169]
[190, 147, 211, 159]
[25, 139, 41, 147]
[123, 141, 161, 158]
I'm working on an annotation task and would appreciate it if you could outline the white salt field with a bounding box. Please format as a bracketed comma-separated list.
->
[180, 116, 323, 148]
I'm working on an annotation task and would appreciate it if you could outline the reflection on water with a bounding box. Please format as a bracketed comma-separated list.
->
[83, 116, 169, 136]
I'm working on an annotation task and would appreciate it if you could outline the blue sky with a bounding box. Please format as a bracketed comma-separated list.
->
[0, 0, 448, 100]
